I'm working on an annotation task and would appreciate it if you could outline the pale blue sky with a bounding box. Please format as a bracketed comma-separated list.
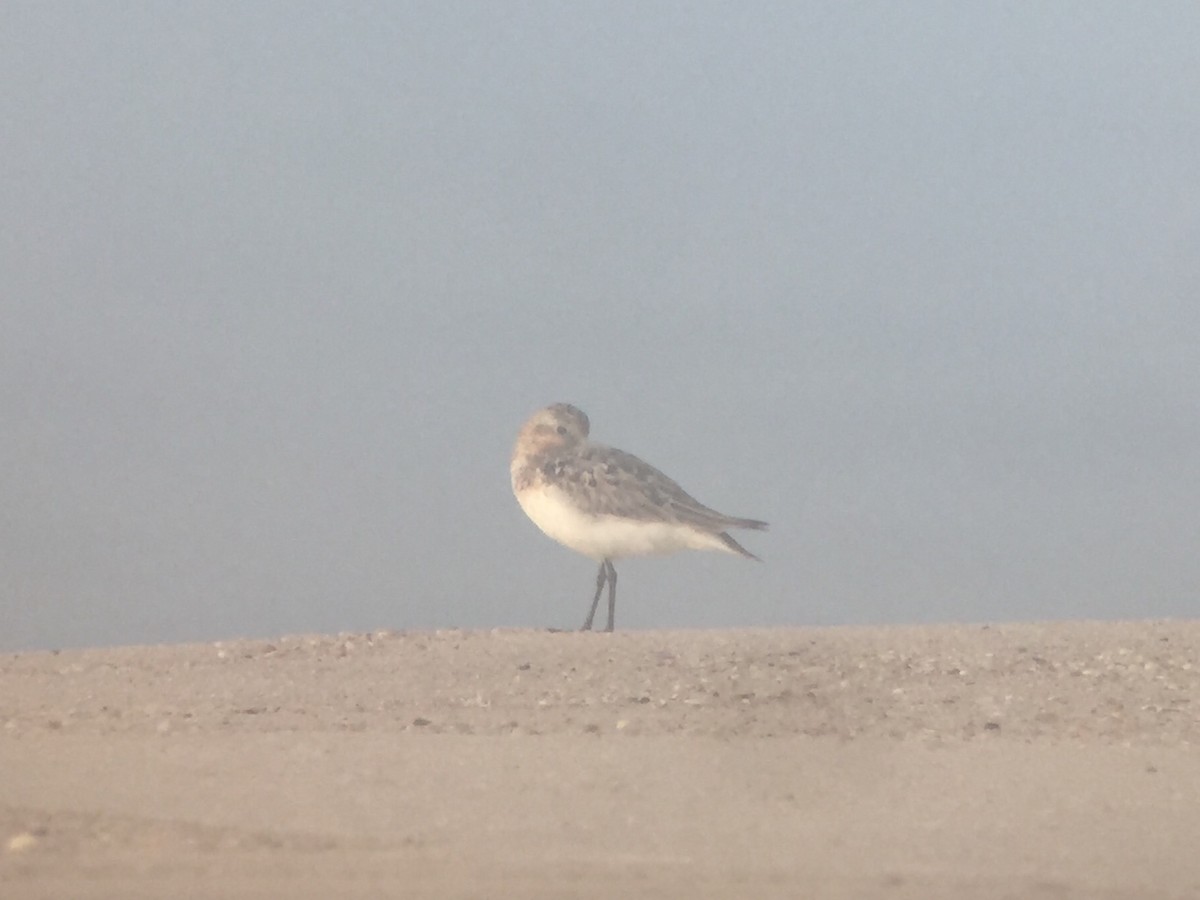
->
[3, 3, 1198, 650]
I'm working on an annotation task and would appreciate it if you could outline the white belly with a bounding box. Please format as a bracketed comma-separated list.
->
[515, 484, 727, 560]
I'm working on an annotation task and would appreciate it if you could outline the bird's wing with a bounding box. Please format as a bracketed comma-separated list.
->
[547, 445, 766, 532]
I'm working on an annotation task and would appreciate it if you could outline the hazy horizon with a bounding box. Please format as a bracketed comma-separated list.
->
[3, 4, 1198, 651]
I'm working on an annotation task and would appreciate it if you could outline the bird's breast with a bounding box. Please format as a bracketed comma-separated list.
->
[514, 483, 716, 560]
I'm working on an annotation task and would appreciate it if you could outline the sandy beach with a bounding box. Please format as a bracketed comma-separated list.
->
[2, 620, 1198, 898]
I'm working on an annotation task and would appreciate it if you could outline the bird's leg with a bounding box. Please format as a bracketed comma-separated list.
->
[581, 560, 608, 631]
[604, 559, 618, 632]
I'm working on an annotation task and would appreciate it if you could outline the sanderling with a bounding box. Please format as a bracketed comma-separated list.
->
[510, 403, 767, 632]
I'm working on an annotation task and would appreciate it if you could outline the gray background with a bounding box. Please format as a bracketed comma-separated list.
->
[3, 3, 1197, 651]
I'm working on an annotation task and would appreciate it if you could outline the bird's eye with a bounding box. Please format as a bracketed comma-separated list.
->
[556, 425, 568, 435]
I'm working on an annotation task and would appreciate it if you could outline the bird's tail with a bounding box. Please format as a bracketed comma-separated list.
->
[728, 517, 768, 532]
[717, 529, 764, 560]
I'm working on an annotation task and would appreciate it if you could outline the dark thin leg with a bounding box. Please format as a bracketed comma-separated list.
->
[581, 560, 608, 631]
[604, 559, 617, 632]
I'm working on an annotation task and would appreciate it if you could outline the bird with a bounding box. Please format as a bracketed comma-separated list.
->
[510, 403, 767, 631]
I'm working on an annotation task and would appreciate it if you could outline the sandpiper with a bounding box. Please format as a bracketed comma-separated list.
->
[510, 403, 767, 631]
